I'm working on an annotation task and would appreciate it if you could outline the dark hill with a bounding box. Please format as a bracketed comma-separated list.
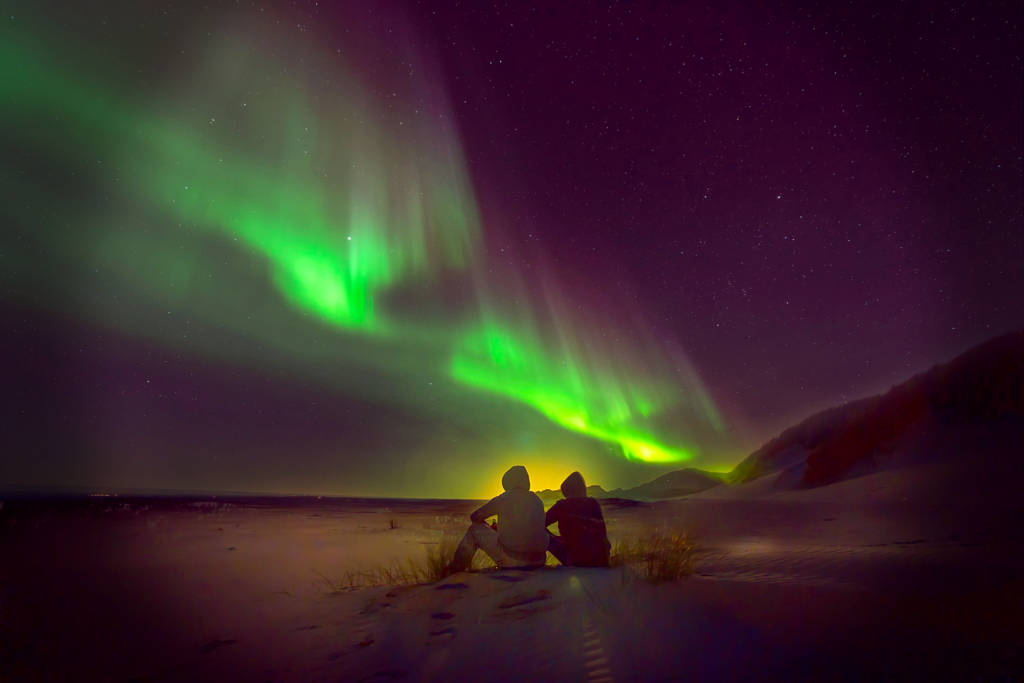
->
[729, 329, 1023, 489]
[538, 330, 1022, 503]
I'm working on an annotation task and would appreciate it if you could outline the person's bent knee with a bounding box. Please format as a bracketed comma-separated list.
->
[469, 521, 498, 544]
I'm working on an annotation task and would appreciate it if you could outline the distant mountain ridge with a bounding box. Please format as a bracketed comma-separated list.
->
[535, 468, 726, 503]
[538, 329, 1023, 502]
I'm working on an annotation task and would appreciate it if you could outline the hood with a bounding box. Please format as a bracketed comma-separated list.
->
[560, 471, 587, 498]
[501, 465, 531, 492]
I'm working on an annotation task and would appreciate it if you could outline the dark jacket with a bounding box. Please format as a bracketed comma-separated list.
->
[545, 472, 611, 567]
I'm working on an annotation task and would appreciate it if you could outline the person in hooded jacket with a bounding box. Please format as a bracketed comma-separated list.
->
[545, 471, 611, 567]
[445, 465, 549, 574]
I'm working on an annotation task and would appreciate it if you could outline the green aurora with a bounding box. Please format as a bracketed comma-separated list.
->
[0, 5, 728, 477]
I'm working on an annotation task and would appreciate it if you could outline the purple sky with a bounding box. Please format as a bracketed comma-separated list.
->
[0, 0, 1020, 496]
[414, 0, 1022, 441]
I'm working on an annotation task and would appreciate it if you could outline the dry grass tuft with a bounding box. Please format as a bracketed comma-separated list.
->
[327, 515, 497, 589]
[610, 529, 696, 583]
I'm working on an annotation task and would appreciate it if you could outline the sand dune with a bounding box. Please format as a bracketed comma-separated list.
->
[661, 330, 1024, 506]
[694, 416, 1024, 506]
[2, 492, 1021, 681]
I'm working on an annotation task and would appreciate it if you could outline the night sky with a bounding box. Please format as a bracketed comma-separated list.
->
[1, 0, 1021, 498]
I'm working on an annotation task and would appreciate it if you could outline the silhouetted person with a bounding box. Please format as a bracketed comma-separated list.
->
[545, 471, 611, 567]
[445, 465, 548, 574]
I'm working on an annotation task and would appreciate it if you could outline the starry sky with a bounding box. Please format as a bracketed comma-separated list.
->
[1, 0, 1021, 499]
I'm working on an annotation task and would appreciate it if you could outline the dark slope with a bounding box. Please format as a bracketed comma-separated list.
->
[729, 329, 1023, 489]
[538, 330, 1022, 503]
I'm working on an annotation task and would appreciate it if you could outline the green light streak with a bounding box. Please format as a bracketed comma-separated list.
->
[1, 34, 480, 334]
[451, 321, 694, 462]
[0, 11, 728, 468]
[147, 103, 480, 332]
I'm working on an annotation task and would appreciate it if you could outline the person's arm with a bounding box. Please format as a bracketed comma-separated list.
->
[545, 500, 563, 528]
[470, 494, 502, 523]
[591, 500, 612, 551]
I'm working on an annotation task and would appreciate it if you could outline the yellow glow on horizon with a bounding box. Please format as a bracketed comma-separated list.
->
[473, 455, 598, 500]
[467, 450, 740, 500]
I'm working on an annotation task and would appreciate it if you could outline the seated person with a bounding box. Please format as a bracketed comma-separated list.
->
[445, 465, 548, 574]
[545, 471, 611, 567]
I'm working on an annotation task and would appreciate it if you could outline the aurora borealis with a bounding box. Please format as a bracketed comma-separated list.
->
[2, 0, 1021, 498]
[1, 19, 480, 335]
[0, 0, 726, 495]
